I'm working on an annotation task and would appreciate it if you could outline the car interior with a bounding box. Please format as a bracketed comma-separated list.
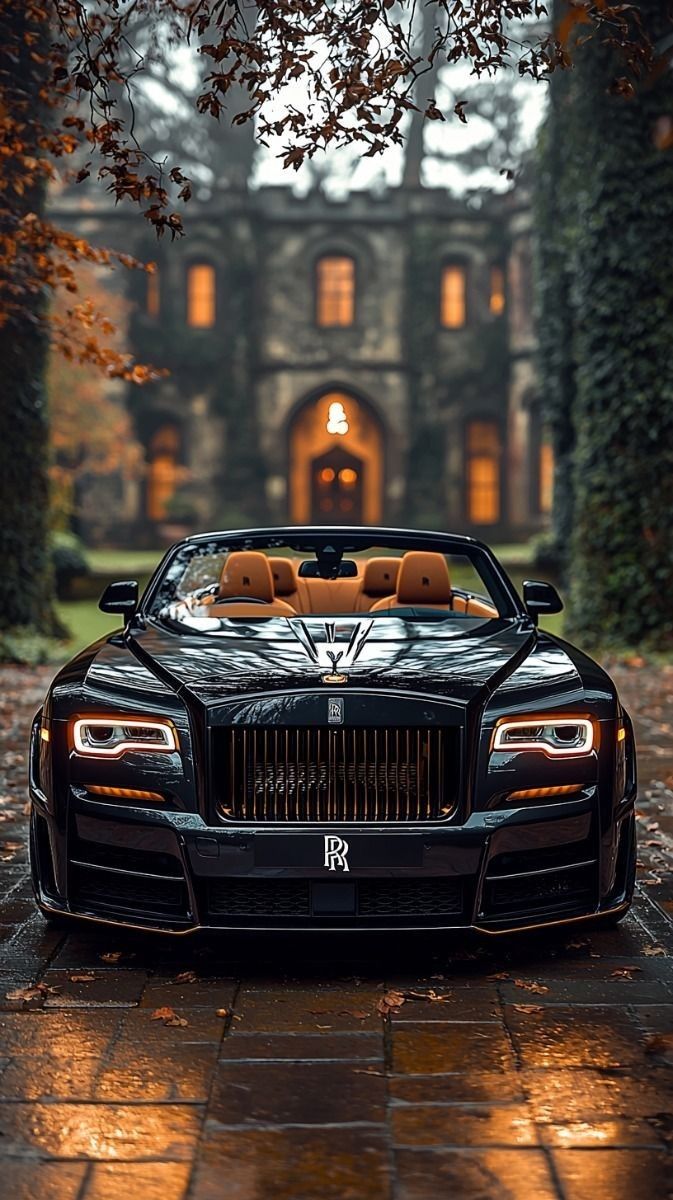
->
[188, 549, 499, 620]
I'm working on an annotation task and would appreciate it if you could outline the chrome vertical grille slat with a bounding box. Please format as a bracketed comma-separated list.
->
[217, 726, 456, 823]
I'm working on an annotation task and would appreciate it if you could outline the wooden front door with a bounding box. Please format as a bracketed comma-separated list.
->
[311, 446, 364, 524]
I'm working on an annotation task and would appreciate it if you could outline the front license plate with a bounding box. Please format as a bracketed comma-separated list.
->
[254, 834, 422, 870]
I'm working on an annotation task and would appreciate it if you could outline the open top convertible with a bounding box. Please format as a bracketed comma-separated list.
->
[29, 527, 636, 935]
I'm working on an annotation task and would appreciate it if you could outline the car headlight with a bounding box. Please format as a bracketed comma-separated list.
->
[72, 717, 178, 758]
[492, 717, 594, 757]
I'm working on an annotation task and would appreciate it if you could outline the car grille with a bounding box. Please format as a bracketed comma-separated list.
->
[213, 726, 457, 823]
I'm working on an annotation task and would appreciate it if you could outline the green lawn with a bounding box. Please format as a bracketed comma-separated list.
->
[87, 548, 165, 574]
[56, 599, 121, 655]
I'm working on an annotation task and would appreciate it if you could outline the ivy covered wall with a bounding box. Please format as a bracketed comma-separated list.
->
[535, 0, 673, 647]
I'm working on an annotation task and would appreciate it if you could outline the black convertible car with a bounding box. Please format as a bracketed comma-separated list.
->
[29, 527, 636, 935]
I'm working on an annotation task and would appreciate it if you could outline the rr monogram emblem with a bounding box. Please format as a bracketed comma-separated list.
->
[324, 834, 350, 872]
[328, 697, 344, 724]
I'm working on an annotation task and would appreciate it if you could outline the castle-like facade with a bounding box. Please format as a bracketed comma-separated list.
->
[68, 179, 548, 544]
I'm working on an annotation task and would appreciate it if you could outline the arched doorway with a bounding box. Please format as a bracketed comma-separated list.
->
[289, 390, 384, 525]
[146, 424, 181, 521]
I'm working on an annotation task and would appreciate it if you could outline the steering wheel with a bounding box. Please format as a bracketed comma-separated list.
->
[212, 595, 268, 605]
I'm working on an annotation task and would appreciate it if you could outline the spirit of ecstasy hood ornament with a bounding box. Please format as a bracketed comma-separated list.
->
[322, 649, 348, 685]
[291, 619, 374, 684]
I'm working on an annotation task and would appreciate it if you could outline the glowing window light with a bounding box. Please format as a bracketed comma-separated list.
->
[441, 264, 467, 328]
[326, 401, 349, 435]
[187, 263, 216, 328]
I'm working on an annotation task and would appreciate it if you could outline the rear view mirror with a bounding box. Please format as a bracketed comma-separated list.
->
[522, 579, 563, 623]
[99, 580, 139, 617]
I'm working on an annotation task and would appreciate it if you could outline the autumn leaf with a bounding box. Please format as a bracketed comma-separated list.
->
[643, 946, 667, 958]
[151, 1006, 189, 1027]
[377, 990, 406, 1016]
[5, 981, 60, 1003]
[514, 980, 549, 995]
[69, 973, 96, 982]
[645, 1033, 673, 1061]
[100, 951, 123, 963]
[610, 966, 643, 979]
[171, 971, 197, 985]
[512, 1004, 544, 1014]
[216, 1008, 230, 1018]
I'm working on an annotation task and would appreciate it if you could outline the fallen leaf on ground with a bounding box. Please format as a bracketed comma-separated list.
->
[377, 990, 406, 1016]
[402, 989, 452, 1003]
[100, 951, 123, 963]
[0, 840, 23, 852]
[643, 946, 667, 958]
[172, 970, 197, 985]
[5, 982, 60, 1003]
[216, 1008, 230, 1018]
[514, 980, 549, 995]
[151, 1006, 189, 1027]
[645, 1033, 673, 1061]
[512, 1004, 544, 1014]
[69, 973, 96, 983]
[610, 966, 643, 978]
[565, 939, 590, 951]
[487, 971, 510, 980]
[342, 1010, 369, 1020]
[641, 877, 664, 886]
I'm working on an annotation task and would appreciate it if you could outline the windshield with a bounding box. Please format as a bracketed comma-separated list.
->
[145, 531, 518, 631]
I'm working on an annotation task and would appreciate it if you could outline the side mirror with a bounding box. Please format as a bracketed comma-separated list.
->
[522, 579, 563, 624]
[99, 579, 139, 618]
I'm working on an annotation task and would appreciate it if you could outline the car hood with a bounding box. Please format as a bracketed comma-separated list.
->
[118, 614, 577, 710]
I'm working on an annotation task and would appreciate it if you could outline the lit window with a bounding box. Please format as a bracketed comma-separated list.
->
[146, 267, 160, 318]
[316, 256, 355, 327]
[441, 264, 467, 328]
[489, 266, 506, 315]
[467, 421, 501, 524]
[539, 441, 554, 514]
[187, 263, 216, 328]
[147, 426, 180, 521]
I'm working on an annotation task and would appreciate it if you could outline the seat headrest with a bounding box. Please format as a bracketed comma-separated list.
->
[219, 551, 274, 603]
[362, 557, 401, 597]
[269, 557, 297, 597]
[396, 551, 452, 605]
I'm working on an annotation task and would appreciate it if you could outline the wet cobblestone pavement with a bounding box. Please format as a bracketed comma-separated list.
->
[1, 662, 673, 1198]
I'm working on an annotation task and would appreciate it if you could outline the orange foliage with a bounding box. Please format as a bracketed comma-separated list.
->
[47, 263, 144, 523]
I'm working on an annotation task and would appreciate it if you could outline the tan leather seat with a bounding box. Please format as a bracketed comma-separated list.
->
[354, 557, 401, 612]
[369, 550, 497, 616]
[269, 557, 310, 614]
[209, 551, 296, 618]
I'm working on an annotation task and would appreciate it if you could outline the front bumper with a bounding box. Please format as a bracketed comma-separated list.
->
[30, 784, 635, 935]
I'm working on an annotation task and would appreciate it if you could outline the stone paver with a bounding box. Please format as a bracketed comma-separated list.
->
[0, 661, 672, 1197]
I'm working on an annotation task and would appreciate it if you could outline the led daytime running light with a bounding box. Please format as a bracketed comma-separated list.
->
[72, 717, 177, 758]
[492, 717, 594, 757]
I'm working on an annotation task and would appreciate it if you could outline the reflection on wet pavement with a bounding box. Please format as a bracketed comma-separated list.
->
[0, 663, 672, 1197]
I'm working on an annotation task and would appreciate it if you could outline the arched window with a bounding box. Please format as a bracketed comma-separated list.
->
[146, 267, 160, 318]
[147, 425, 180, 521]
[186, 262, 216, 328]
[440, 263, 467, 328]
[315, 256, 355, 327]
[489, 266, 506, 315]
[466, 420, 501, 524]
